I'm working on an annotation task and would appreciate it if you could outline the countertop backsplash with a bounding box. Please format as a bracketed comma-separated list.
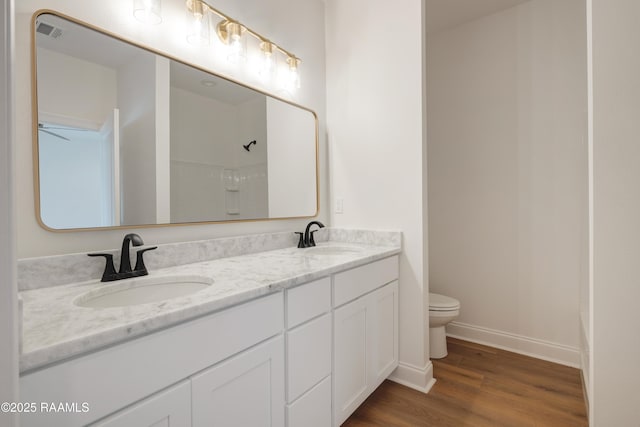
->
[17, 228, 401, 291]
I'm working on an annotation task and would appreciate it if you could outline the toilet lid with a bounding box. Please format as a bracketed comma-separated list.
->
[429, 293, 460, 311]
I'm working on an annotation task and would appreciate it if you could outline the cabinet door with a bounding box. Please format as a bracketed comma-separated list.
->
[90, 381, 190, 427]
[333, 281, 399, 426]
[333, 296, 369, 426]
[191, 336, 285, 427]
[369, 281, 399, 388]
[286, 313, 332, 402]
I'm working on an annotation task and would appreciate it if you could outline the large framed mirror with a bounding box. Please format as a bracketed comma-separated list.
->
[32, 10, 318, 231]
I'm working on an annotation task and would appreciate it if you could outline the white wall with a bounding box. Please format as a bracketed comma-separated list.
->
[234, 98, 268, 219]
[170, 86, 238, 222]
[170, 88, 268, 221]
[36, 48, 117, 129]
[118, 53, 164, 225]
[170, 88, 238, 165]
[427, 0, 587, 366]
[15, 0, 327, 257]
[267, 98, 317, 218]
[591, 0, 640, 423]
[236, 97, 268, 168]
[235, 97, 268, 219]
[0, 0, 18, 424]
[155, 56, 171, 224]
[583, 0, 594, 416]
[326, 0, 432, 391]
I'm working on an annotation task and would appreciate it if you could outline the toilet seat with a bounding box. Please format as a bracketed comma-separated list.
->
[429, 293, 460, 311]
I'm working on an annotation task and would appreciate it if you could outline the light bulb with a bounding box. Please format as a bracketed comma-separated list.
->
[133, 0, 162, 25]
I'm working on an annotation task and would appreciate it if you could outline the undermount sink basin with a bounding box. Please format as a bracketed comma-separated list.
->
[304, 245, 364, 256]
[75, 275, 213, 308]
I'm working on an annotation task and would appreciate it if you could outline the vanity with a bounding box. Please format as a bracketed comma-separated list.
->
[18, 230, 401, 427]
[22, 6, 400, 426]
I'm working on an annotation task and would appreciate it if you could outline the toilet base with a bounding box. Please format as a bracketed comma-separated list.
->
[429, 325, 448, 359]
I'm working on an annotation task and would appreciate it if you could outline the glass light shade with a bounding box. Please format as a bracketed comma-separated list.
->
[258, 41, 274, 77]
[133, 0, 162, 25]
[223, 21, 246, 63]
[286, 56, 301, 90]
[185, 1, 210, 45]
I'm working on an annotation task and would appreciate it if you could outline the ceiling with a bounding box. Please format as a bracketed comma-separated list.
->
[36, 13, 140, 69]
[426, 0, 530, 34]
[36, 13, 261, 107]
[170, 61, 262, 106]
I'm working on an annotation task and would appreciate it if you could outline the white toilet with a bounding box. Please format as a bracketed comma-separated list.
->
[428, 293, 460, 359]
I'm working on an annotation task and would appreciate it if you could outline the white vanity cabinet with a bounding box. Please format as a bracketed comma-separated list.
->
[333, 256, 399, 426]
[20, 253, 400, 427]
[284, 277, 333, 427]
[20, 293, 284, 427]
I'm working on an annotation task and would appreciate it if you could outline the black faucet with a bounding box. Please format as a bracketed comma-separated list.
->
[296, 221, 325, 248]
[88, 233, 157, 282]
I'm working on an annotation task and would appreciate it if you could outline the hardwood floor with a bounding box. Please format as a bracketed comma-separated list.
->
[343, 337, 588, 427]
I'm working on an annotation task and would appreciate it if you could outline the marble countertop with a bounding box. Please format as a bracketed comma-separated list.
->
[20, 241, 400, 373]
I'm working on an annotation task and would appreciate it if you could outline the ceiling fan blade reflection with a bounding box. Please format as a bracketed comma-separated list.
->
[38, 128, 70, 141]
[42, 125, 89, 131]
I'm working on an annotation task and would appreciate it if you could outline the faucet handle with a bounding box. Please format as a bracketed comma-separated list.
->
[88, 253, 117, 282]
[134, 246, 157, 275]
[309, 230, 319, 247]
[295, 232, 305, 248]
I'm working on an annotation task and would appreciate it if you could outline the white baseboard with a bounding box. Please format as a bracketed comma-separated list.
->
[388, 361, 436, 393]
[446, 321, 581, 368]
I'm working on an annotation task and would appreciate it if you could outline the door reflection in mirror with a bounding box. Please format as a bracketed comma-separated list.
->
[38, 121, 118, 229]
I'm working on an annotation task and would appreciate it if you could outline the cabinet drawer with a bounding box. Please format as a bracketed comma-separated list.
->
[286, 313, 332, 402]
[286, 277, 331, 328]
[333, 256, 399, 307]
[287, 376, 331, 427]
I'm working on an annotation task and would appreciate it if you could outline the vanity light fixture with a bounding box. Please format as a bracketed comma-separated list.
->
[183, 0, 302, 89]
[133, 0, 162, 25]
[185, 0, 210, 45]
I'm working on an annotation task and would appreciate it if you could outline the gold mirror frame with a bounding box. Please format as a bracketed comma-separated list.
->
[31, 9, 320, 232]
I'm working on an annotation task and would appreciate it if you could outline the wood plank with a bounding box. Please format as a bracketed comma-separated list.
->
[343, 337, 587, 427]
